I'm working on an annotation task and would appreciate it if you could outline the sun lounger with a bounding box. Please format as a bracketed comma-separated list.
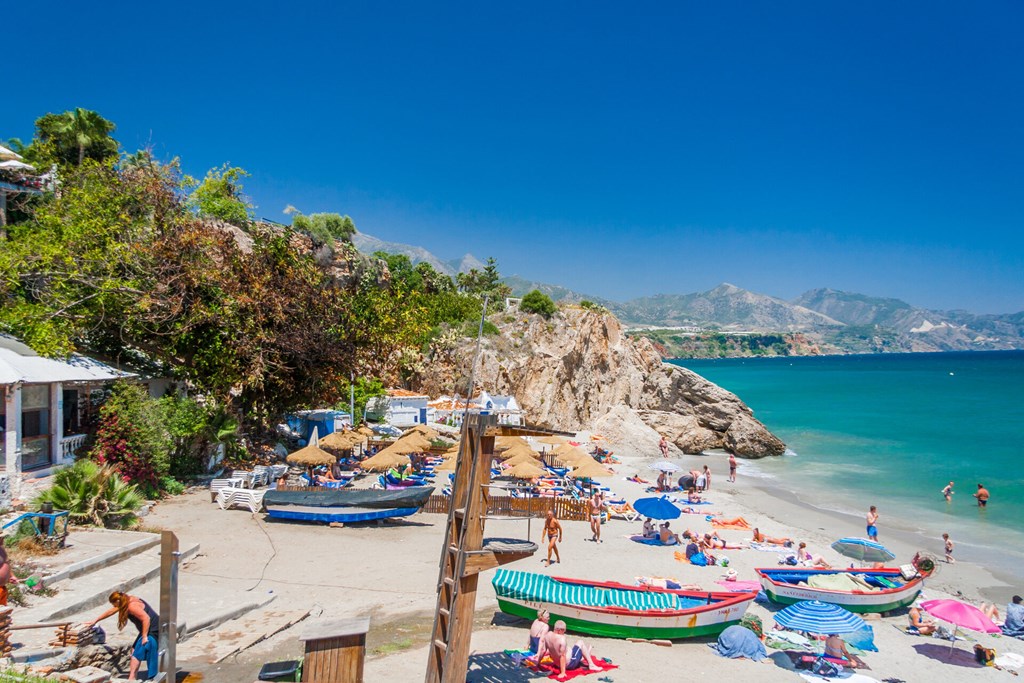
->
[608, 502, 640, 522]
[217, 487, 267, 514]
[210, 477, 246, 502]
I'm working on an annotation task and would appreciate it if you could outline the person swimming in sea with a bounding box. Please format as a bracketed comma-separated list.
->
[942, 481, 954, 503]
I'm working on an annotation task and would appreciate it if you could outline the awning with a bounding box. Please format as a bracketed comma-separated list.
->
[0, 346, 133, 385]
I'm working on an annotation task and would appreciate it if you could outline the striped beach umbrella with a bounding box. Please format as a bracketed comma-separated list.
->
[774, 600, 867, 635]
[830, 538, 896, 564]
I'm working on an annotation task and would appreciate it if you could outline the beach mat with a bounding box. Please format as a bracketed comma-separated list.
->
[715, 580, 761, 592]
[750, 542, 788, 552]
[628, 534, 672, 546]
[504, 650, 618, 680]
[893, 624, 974, 642]
[785, 651, 872, 671]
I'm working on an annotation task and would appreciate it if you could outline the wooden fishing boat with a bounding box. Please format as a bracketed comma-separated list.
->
[264, 485, 434, 524]
[491, 569, 756, 640]
[756, 567, 924, 613]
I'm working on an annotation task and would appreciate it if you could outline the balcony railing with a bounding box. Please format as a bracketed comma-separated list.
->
[60, 434, 88, 461]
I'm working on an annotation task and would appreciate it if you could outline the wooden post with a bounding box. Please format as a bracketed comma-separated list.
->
[157, 530, 179, 682]
[300, 617, 369, 683]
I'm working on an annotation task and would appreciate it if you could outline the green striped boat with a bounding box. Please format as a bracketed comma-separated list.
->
[491, 569, 756, 640]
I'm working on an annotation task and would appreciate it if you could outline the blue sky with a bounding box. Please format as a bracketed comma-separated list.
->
[4, 2, 1022, 313]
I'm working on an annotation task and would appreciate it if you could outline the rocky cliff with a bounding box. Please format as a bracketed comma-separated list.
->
[414, 308, 786, 458]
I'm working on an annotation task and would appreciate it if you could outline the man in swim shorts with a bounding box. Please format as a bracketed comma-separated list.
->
[543, 511, 562, 565]
[534, 620, 601, 679]
[974, 483, 990, 508]
[866, 506, 879, 541]
[728, 453, 737, 483]
[588, 491, 604, 543]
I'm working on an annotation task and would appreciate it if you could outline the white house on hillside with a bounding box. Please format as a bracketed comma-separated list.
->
[0, 336, 130, 501]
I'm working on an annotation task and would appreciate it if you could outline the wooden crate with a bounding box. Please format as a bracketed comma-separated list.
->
[300, 617, 369, 683]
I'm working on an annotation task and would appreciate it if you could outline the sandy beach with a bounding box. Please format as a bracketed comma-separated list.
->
[146, 443, 1024, 682]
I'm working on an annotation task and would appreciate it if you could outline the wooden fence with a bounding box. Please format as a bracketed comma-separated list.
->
[421, 494, 589, 521]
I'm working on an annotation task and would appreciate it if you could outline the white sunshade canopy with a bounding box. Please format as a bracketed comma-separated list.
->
[0, 144, 23, 161]
[0, 159, 34, 171]
[0, 337, 133, 385]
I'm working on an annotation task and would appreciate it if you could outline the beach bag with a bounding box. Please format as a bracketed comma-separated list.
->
[810, 657, 842, 676]
[690, 552, 708, 567]
[974, 644, 996, 666]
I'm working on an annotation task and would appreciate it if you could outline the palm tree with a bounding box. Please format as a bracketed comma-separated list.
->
[35, 108, 118, 166]
[34, 460, 143, 527]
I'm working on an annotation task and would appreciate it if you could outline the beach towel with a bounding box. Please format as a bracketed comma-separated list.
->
[787, 651, 872, 672]
[799, 674, 880, 683]
[750, 542, 786, 552]
[712, 518, 751, 529]
[845, 626, 878, 653]
[711, 624, 768, 662]
[715, 579, 762, 592]
[506, 650, 617, 680]
[628, 534, 672, 546]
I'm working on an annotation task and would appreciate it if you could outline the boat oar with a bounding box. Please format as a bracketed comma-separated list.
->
[626, 637, 673, 647]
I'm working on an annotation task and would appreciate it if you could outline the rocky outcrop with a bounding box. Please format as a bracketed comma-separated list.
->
[414, 308, 786, 458]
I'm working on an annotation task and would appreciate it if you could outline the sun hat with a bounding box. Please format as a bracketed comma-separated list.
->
[725, 568, 738, 581]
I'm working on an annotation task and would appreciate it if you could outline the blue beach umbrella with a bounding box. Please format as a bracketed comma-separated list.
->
[774, 600, 867, 635]
[633, 496, 681, 520]
[830, 538, 896, 564]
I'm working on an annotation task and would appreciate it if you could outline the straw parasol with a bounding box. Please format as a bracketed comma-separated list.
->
[386, 438, 431, 455]
[320, 430, 364, 450]
[504, 461, 547, 480]
[360, 446, 412, 472]
[536, 436, 568, 445]
[554, 447, 590, 465]
[502, 452, 542, 467]
[497, 443, 539, 460]
[404, 424, 440, 440]
[286, 430, 336, 467]
[435, 457, 458, 471]
[356, 425, 375, 437]
[494, 436, 527, 451]
[568, 457, 613, 479]
[393, 432, 433, 451]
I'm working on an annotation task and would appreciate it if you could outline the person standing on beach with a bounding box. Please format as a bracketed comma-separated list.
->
[588, 491, 604, 543]
[974, 483, 990, 508]
[866, 506, 879, 542]
[658, 436, 669, 458]
[702, 465, 712, 492]
[941, 481, 954, 502]
[543, 511, 562, 566]
[942, 533, 955, 564]
[728, 454, 737, 483]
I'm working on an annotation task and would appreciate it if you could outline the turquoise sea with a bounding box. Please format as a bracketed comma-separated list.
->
[672, 351, 1024, 581]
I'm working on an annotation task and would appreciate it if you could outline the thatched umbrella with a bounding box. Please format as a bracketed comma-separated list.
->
[554, 447, 590, 465]
[504, 461, 547, 480]
[435, 457, 458, 471]
[356, 424, 376, 436]
[395, 432, 433, 450]
[502, 452, 542, 467]
[568, 457, 613, 479]
[404, 424, 440, 440]
[497, 443, 539, 460]
[537, 435, 568, 445]
[387, 437, 431, 455]
[321, 430, 364, 450]
[494, 436, 527, 451]
[360, 446, 412, 472]
[286, 428, 337, 467]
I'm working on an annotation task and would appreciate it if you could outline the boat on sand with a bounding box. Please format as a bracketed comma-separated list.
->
[492, 569, 756, 640]
[264, 485, 434, 524]
[756, 567, 924, 613]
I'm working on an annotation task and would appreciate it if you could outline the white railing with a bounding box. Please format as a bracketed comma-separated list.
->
[60, 434, 87, 461]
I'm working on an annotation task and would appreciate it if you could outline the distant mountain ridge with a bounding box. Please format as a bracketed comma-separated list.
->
[353, 231, 1024, 353]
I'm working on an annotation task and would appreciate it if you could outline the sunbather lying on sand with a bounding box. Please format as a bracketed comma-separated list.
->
[703, 533, 746, 550]
[752, 528, 792, 546]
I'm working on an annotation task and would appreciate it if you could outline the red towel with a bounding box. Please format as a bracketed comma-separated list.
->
[535, 658, 618, 680]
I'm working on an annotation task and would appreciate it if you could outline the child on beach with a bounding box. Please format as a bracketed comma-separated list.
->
[866, 506, 879, 542]
[942, 481, 954, 502]
[943, 533, 955, 563]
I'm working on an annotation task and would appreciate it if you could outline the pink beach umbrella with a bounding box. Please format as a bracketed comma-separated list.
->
[920, 599, 1000, 655]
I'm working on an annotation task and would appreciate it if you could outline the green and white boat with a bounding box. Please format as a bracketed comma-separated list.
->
[491, 569, 756, 640]
[756, 567, 924, 614]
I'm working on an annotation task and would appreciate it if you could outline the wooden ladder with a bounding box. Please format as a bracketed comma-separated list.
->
[424, 413, 496, 683]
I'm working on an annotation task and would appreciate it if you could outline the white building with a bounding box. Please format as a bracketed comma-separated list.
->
[1, 336, 130, 501]
[378, 389, 431, 427]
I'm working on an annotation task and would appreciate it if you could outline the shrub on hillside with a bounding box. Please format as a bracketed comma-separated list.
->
[34, 459, 143, 528]
[520, 290, 557, 319]
[89, 382, 170, 496]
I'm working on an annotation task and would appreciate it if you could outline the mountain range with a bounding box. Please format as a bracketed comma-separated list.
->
[353, 232, 1024, 354]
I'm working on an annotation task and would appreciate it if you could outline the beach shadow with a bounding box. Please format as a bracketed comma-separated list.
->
[768, 650, 798, 671]
[912, 642, 984, 667]
[466, 651, 548, 682]
[490, 611, 530, 628]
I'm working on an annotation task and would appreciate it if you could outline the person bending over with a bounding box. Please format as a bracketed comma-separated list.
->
[87, 591, 159, 680]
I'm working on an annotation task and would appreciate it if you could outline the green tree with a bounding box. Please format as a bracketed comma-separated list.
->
[520, 289, 557, 318]
[34, 108, 118, 166]
[89, 382, 171, 495]
[336, 376, 386, 423]
[187, 164, 251, 226]
[293, 212, 356, 245]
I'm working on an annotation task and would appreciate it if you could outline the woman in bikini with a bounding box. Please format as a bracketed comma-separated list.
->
[752, 528, 792, 546]
[543, 511, 562, 565]
[703, 533, 744, 550]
